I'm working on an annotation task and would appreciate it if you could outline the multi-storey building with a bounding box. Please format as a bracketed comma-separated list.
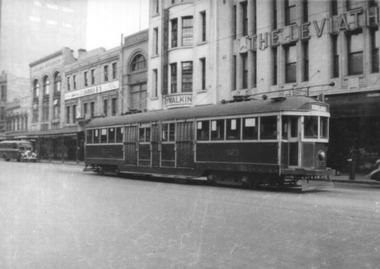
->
[0, 71, 30, 138]
[0, 0, 88, 136]
[148, 0, 380, 172]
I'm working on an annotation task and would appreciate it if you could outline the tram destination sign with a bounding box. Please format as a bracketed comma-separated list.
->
[64, 81, 119, 100]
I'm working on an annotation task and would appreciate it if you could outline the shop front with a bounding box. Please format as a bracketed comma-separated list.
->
[14, 126, 84, 163]
[325, 90, 380, 173]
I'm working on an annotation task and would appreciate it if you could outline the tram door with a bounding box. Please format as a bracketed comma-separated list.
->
[176, 122, 194, 168]
[124, 126, 138, 165]
[151, 124, 160, 167]
[138, 124, 151, 166]
[282, 116, 299, 167]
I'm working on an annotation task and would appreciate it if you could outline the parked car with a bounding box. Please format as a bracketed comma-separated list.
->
[20, 150, 38, 162]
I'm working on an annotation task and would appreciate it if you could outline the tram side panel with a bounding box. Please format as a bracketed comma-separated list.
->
[195, 142, 279, 174]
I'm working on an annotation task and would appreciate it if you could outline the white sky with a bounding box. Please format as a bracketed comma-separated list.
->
[86, 0, 149, 51]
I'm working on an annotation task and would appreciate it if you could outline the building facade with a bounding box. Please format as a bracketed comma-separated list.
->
[147, 0, 380, 172]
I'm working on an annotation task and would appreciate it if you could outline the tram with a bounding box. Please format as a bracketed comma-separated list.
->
[83, 95, 334, 188]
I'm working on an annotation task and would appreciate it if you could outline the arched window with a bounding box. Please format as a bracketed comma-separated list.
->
[130, 55, 147, 72]
[54, 72, 61, 93]
[33, 79, 39, 98]
[43, 76, 50, 95]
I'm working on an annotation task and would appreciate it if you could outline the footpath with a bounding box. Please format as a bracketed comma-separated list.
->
[38, 159, 380, 185]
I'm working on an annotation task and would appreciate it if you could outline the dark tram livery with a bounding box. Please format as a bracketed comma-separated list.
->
[84, 95, 333, 187]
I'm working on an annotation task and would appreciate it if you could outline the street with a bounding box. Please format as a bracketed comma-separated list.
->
[0, 161, 380, 269]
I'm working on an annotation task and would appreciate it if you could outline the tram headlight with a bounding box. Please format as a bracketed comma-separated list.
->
[317, 150, 326, 161]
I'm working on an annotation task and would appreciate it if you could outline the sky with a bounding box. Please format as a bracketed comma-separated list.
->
[86, 0, 149, 51]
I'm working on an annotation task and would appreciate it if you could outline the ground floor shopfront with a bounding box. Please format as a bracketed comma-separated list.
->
[11, 127, 84, 163]
[325, 90, 380, 173]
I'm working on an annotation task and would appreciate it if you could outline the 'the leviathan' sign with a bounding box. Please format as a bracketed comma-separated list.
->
[164, 93, 192, 109]
[65, 81, 119, 100]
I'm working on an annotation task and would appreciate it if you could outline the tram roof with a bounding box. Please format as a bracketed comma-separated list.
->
[85, 95, 327, 129]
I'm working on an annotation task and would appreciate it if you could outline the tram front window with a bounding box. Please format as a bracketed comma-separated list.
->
[282, 116, 298, 139]
[320, 117, 328, 138]
[304, 116, 318, 138]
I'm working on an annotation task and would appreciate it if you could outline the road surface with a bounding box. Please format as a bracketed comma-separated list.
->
[0, 161, 379, 268]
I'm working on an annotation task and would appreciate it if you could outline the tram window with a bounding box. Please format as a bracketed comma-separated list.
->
[290, 117, 298, 137]
[281, 116, 298, 139]
[139, 127, 151, 142]
[116, 127, 123, 143]
[197, 120, 210, 140]
[243, 118, 258, 140]
[108, 128, 115, 143]
[101, 128, 107, 143]
[211, 119, 225, 140]
[282, 116, 289, 139]
[94, 129, 100, 143]
[226, 118, 241, 140]
[260, 116, 277, 140]
[86, 130, 93, 144]
[304, 116, 318, 138]
[320, 117, 328, 138]
[162, 123, 175, 142]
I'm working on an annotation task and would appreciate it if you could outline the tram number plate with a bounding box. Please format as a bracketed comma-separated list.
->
[227, 149, 240, 156]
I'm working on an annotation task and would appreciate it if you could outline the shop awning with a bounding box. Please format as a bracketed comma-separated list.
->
[13, 126, 79, 139]
[325, 90, 380, 118]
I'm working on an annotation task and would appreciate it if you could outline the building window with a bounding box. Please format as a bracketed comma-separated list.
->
[332, 0, 338, 15]
[73, 75, 77, 90]
[182, 61, 193, 92]
[273, 48, 278, 85]
[153, 69, 158, 97]
[242, 53, 248, 89]
[348, 32, 363, 76]
[171, 18, 178, 48]
[171, 63, 177, 93]
[66, 106, 70, 124]
[285, 44, 297, 83]
[43, 76, 50, 95]
[371, 28, 379, 73]
[83, 103, 88, 117]
[84, 71, 88, 86]
[131, 55, 147, 72]
[347, 0, 361, 11]
[72, 105, 76, 123]
[332, 35, 339, 78]
[241, 1, 248, 36]
[90, 102, 95, 117]
[42, 99, 49, 121]
[1, 85, 6, 100]
[182, 17, 193, 46]
[103, 99, 108, 116]
[104, 66, 109, 81]
[200, 11, 206, 42]
[111, 98, 117, 116]
[233, 5, 237, 39]
[200, 58, 206, 90]
[112, 63, 117, 79]
[233, 55, 237, 90]
[67, 77, 70, 91]
[285, 0, 296, 26]
[273, 0, 277, 29]
[153, 28, 159, 55]
[91, 69, 95, 85]
[54, 72, 61, 93]
[155, 0, 159, 14]
[303, 0, 308, 22]
[33, 103, 38, 123]
[303, 41, 309, 81]
[53, 99, 60, 119]
[0, 107, 4, 121]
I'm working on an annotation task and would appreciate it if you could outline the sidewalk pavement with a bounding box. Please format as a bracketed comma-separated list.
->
[328, 172, 380, 185]
[38, 159, 380, 185]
